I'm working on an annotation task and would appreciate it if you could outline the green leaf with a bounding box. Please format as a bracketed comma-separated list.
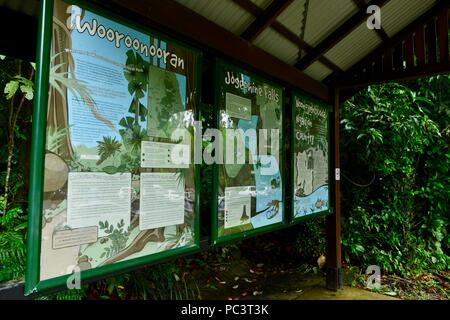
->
[357, 133, 365, 140]
[4, 80, 19, 99]
[20, 84, 33, 100]
[119, 117, 134, 128]
[117, 164, 127, 172]
[135, 88, 145, 99]
[15, 76, 33, 88]
[128, 100, 136, 113]
[128, 81, 137, 95]
[139, 104, 147, 122]
[103, 166, 118, 174]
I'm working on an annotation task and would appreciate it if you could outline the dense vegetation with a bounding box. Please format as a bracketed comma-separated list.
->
[0, 55, 448, 299]
[341, 78, 449, 276]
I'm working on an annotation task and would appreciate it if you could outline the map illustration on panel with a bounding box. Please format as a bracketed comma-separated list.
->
[292, 94, 329, 218]
[215, 61, 284, 239]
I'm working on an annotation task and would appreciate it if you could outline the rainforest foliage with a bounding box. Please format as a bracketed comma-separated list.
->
[0, 55, 448, 298]
[340, 78, 449, 276]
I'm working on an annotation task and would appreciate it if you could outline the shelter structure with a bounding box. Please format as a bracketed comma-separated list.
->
[0, 0, 448, 296]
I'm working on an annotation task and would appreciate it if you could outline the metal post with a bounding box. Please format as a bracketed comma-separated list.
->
[325, 81, 342, 291]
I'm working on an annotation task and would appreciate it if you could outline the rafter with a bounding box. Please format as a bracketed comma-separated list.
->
[375, 27, 390, 42]
[295, 0, 390, 70]
[241, 0, 294, 41]
[231, 0, 342, 72]
[104, 0, 329, 99]
[351, 0, 390, 42]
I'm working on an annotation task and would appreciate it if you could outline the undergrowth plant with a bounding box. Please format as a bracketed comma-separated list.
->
[340, 79, 449, 276]
[0, 56, 33, 283]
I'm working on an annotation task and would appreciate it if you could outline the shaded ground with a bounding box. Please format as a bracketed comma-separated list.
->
[185, 232, 448, 300]
[191, 251, 398, 300]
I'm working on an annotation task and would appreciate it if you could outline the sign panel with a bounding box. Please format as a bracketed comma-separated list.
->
[292, 92, 330, 221]
[26, 0, 201, 293]
[212, 60, 285, 243]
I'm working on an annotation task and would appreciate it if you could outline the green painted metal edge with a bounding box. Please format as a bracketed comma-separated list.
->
[194, 50, 203, 250]
[290, 91, 332, 224]
[25, 0, 54, 296]
[211, 58, 287, 245]
[25, 0, 203, 295]
[211, 59, 220, 245]
[31, 245, 201, 293]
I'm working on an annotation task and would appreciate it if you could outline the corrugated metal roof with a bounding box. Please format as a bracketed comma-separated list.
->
[175, 0, 440, 81]
[3, 0, 438, 82]
[303, 0, 359, 47]
[303, 61, 333, 81]
[176, 0, 254, 35]
[276, 0, 306, 35]
[251, 0, 273, 10]
[253, 27, 300, 65]
[324, 22, 382, 71]
[381, 0, 436, 37]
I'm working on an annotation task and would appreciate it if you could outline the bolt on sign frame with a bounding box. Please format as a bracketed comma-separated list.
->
[212, 59, 286, 245]
[25, 0, 201, 295]
[290, 92, 332, 223]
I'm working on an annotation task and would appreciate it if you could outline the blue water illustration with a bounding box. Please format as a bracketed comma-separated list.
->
[252, 155, 283, 228]
[294, 185, 329, 217]
[236, 117, 283, 228]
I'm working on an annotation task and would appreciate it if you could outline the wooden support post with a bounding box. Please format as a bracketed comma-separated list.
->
[383, 47, 393, 72]
[392, 42, 404, 71]
[427, 18, 438, 65]
[404, 35, 414, 69]
[437, 8, 449, 63]
[326, 81, 342, 291]
[415, 26, 426, 66]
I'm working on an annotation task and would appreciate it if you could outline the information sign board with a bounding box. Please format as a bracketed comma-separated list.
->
[26, 0, 201, 294]
[212, 60, 285, 244]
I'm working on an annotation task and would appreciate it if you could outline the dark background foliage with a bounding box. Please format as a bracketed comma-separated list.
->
[340, 77, 449, 275]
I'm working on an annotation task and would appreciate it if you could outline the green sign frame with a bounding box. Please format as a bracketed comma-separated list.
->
[25, 0, 202, 295]
[212, 59, 287, 245]
[290, 91, 332, 223]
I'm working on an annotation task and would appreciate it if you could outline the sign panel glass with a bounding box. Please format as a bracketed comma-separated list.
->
[213, 60, 285, 243]
[292, 93, 330, 220]
[26, 0, 201, 293]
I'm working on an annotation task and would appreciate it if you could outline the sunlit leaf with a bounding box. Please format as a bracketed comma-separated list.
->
[4, 80, 19, 99]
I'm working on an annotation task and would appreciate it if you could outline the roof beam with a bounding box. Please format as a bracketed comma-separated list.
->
[374, 27, 390, 42]
[241, 0, 294, 42]
[352, 0, 390, 42]
[295, 0, 390, 70]
[232, 0, 342, 72]
[271, 23, 343, 72]
[101, 0, 328, 100]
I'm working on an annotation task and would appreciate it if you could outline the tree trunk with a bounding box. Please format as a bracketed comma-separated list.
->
[3, 145, 14, 215]
[135, 95, 139, 124]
